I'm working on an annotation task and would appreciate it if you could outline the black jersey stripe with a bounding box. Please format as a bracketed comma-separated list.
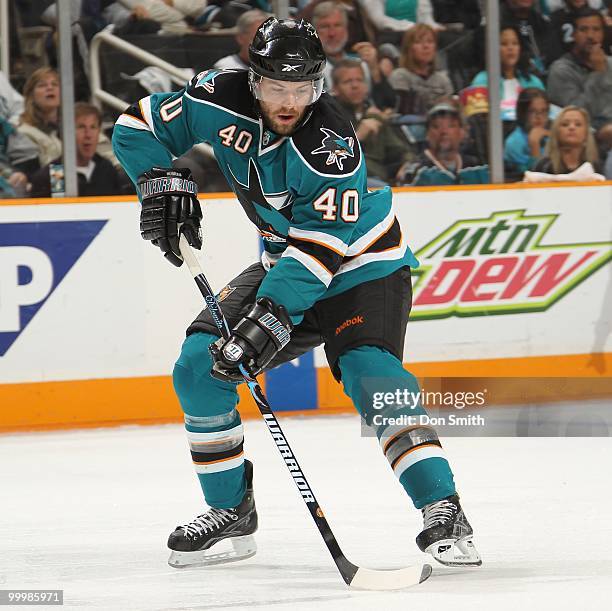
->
[190, 441, 244, 465]
[344, 218, 402, 263]
[123, 101, 146, 125]
[287, 236, 344, 275]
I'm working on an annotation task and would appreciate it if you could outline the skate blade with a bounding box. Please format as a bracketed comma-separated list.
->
[425, 536, 482, 567]
[168, 535, 257, 569]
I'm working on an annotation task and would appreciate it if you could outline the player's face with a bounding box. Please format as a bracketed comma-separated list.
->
[557, 110, 587, 148]
[257, 78, 316, 135]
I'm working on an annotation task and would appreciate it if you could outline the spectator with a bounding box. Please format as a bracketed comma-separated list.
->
[331, 59, 415, 185]
[547, 8, 612, 140]
[504, 88, 551, 176]
[389, 24, 454, 115]
[397, 102, 490, 185]
[116, 0, 208, 35]
[30, 103, 125, 197]
[17, 67, 62, 168]
[549, 0, 590, 63]
[1, 93, 39, 195]
[0, 71, 24, 126]
[214, 10, 271, 71]
[299, 0, 370, 49]
[532, 105, 602, 173]
[500, 0, 554, 74]
[312, 1, 397, 109]
[356, 0, 442, 40]
[470, 25, 545, 121]
[0, 115, 36, 198]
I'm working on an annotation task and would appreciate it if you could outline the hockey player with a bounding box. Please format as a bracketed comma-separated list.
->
[112, 17, 481, 569]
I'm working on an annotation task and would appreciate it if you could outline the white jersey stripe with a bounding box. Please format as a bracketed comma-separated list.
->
[186, 424, 243, 444]
[346, 208, 395, 257]
[282, 245, 333, 286]
[336, 235, 408, 276]
[116, 114, 151, 132]
[393, 445, 447, 479]
[139, 96, 156, 137]
[194, 453, 244, 474]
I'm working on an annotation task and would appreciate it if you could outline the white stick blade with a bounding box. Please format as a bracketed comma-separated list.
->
[349, 563, 432, 591]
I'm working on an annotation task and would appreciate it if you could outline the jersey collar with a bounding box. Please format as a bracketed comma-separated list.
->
[258, 119, 286, 156]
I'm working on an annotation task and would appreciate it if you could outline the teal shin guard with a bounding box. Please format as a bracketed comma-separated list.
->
[338, 346, 456, 509]
[173, 332, 246, 508]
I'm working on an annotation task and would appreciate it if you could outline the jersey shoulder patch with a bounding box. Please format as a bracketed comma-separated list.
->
[290, 95, 361, 177]
[186, 69, 257, 121]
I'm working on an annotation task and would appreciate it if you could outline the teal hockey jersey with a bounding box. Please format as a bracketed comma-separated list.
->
[112, 69, 418, 322]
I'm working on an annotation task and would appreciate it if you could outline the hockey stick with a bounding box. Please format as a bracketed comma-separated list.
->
[178, 235, 432, 590]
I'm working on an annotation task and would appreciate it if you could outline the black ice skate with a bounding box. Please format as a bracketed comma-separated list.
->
[167, 459, 258, 568]
[416, 494, 482, 567]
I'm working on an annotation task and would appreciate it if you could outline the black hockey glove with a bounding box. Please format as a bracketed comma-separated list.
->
[138, 167, 202, 267]
[210, 298, 293, 383]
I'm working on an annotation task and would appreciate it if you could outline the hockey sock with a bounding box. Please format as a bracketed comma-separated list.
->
[338, 346, 456, 509]
[173, 332, 246, 508]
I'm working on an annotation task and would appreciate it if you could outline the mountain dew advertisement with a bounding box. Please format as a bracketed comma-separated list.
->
[410, 209, 612, 320]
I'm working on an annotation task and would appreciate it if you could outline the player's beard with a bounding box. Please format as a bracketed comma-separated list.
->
[259, 101, 309, 136]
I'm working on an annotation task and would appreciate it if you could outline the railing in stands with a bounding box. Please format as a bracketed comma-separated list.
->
[89, 25, 219, 163]
[89, 25, 194, 112]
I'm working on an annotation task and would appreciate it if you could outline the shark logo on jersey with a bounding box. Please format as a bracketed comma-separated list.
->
[311, 128, 355, 171]
[194, 69, 236, 94]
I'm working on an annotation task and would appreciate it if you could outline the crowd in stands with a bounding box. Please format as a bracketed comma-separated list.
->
[1, 0, 611, 198]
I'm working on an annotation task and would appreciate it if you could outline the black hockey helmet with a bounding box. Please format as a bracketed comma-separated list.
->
[248, 17, 326, 83]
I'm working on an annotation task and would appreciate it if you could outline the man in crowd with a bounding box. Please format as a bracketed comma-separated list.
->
[214, 10, 271, 71]
[398, 103, 490, 185]
[30, 103, 125, 197]
[547, 8, 612, 146]
[331, 58, 415, 185]
[312, 1, 396, 109]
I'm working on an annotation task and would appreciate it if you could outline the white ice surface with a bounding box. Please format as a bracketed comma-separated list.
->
[1, 415, 611, 611]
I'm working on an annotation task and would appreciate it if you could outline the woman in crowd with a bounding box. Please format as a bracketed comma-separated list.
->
[504, 88, 551, 177]
[388, 23, 453, 115]
[470, 25, 545, 121]
[17, 68, 61, 168]
[533, 105, 601, 174]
